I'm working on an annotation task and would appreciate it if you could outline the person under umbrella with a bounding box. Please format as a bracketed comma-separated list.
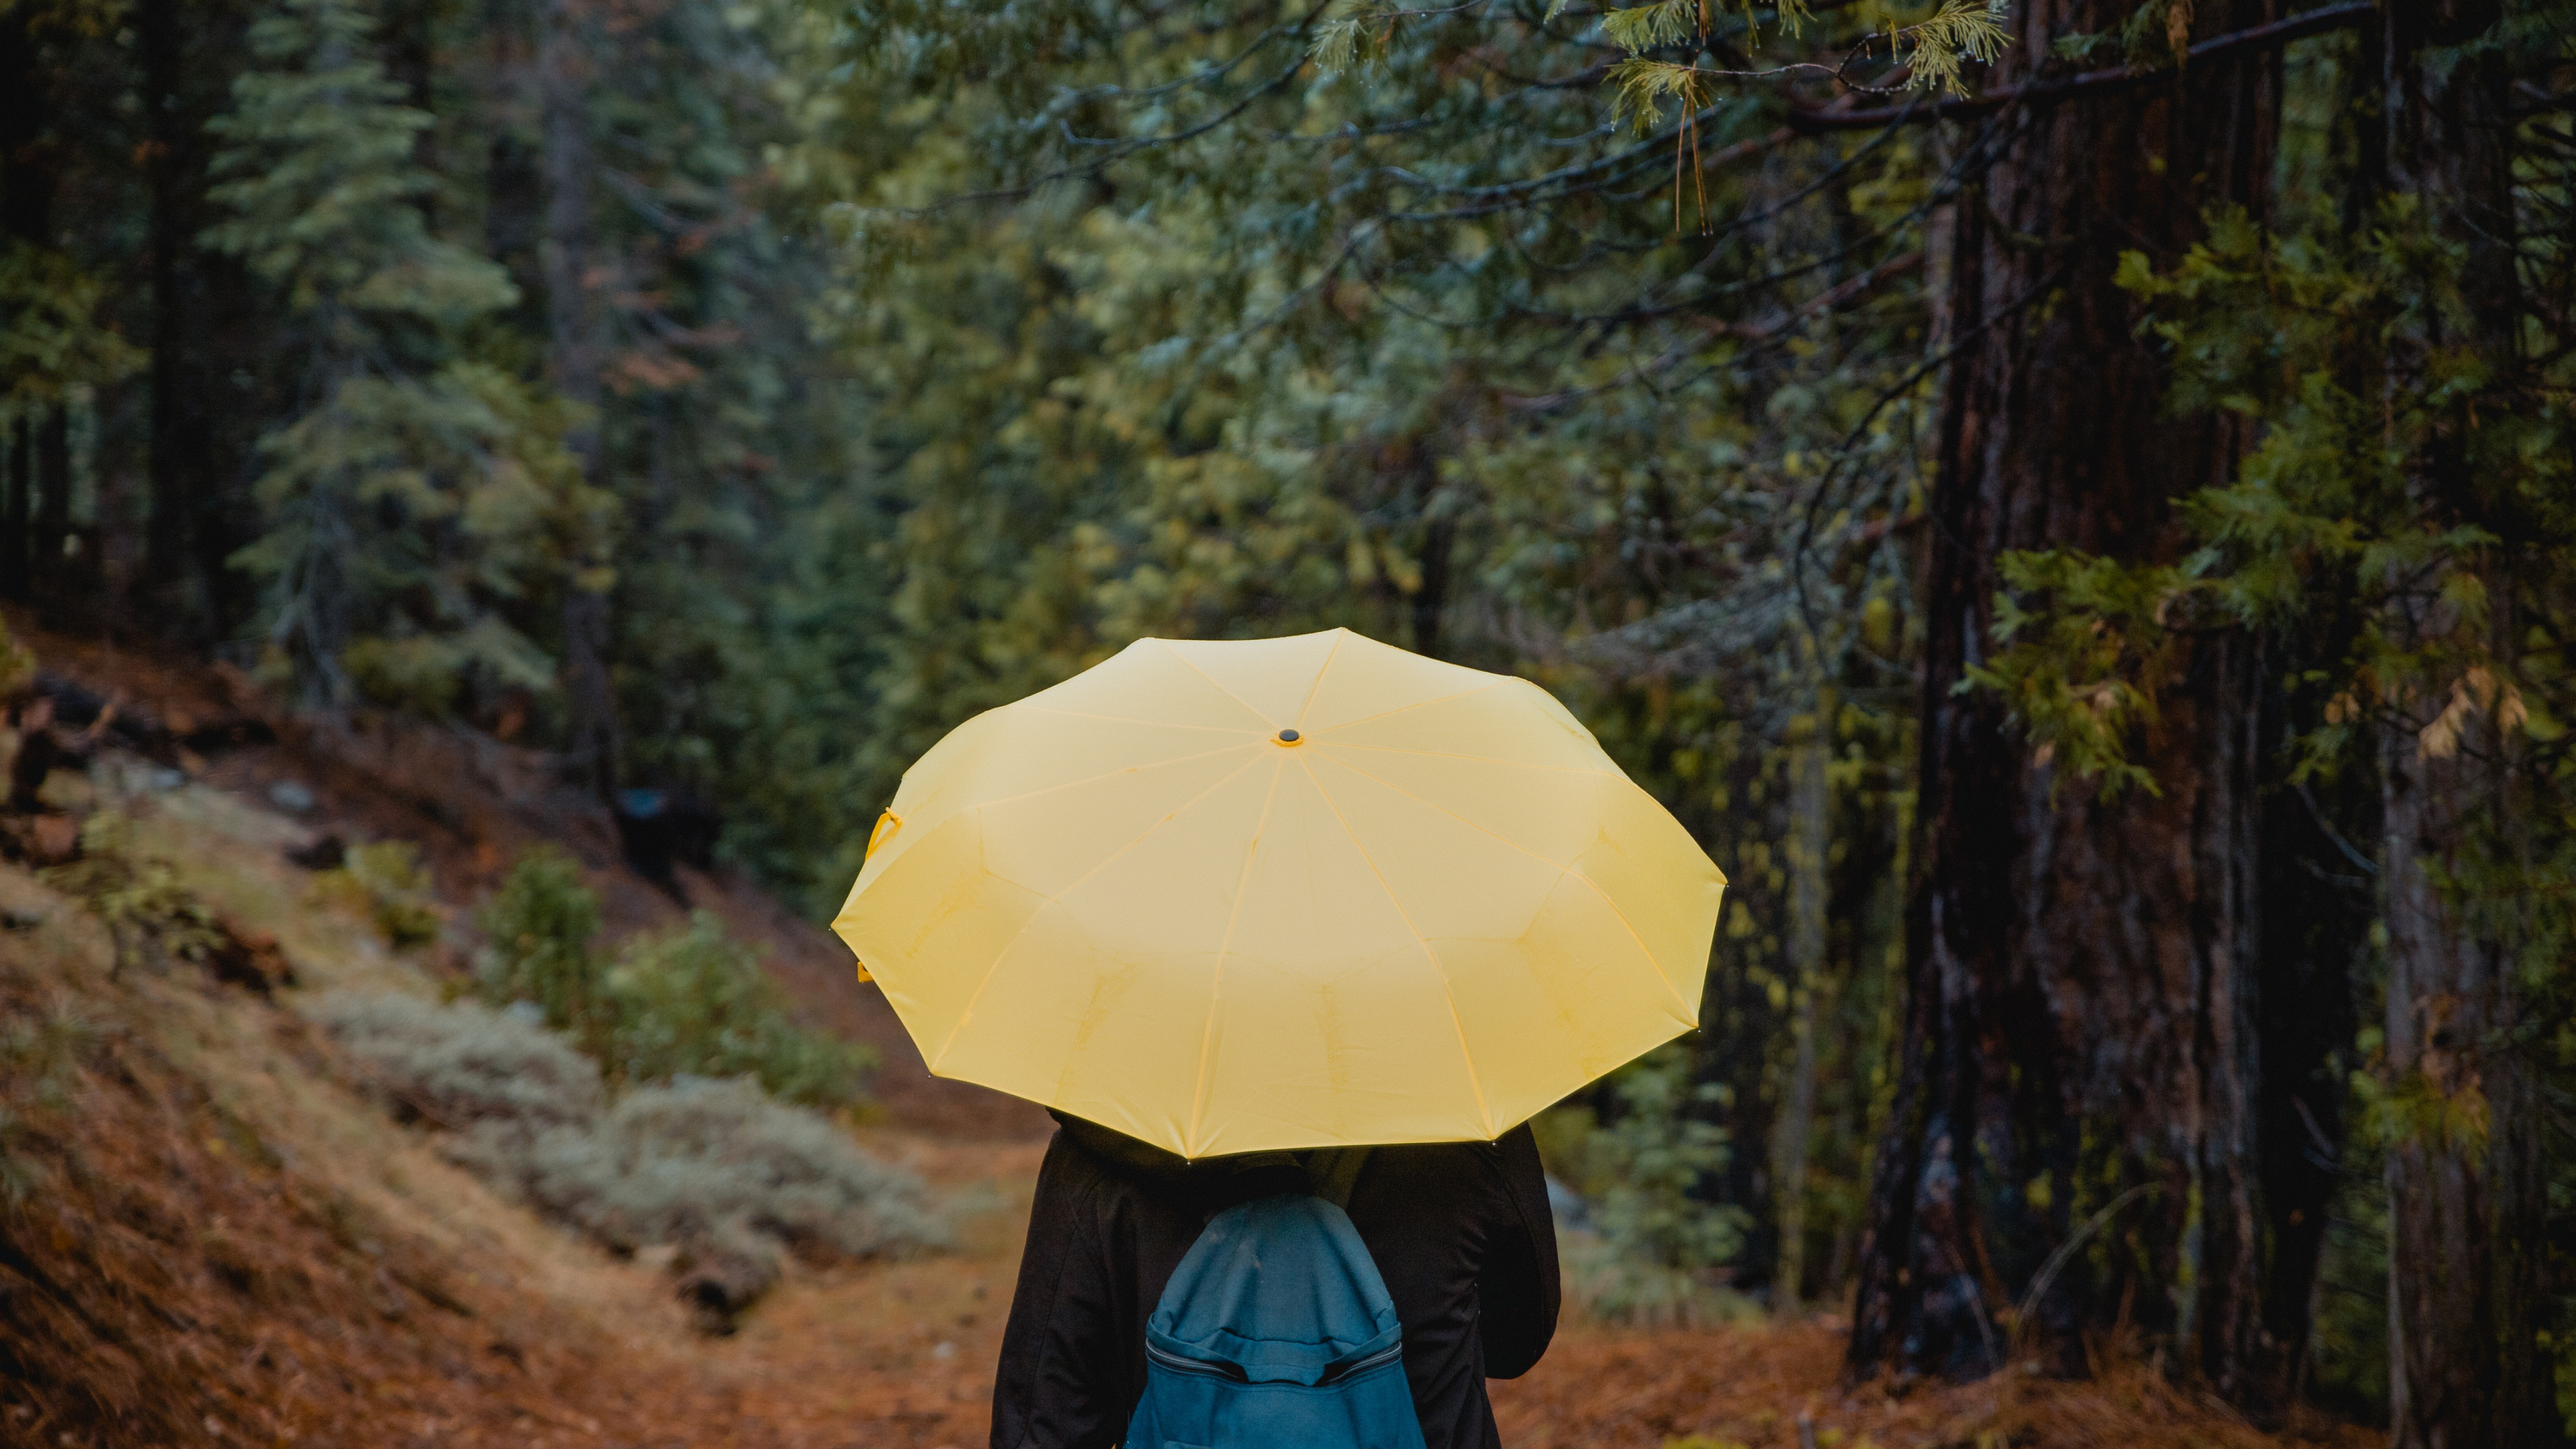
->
[835, 629, 1727, 1449]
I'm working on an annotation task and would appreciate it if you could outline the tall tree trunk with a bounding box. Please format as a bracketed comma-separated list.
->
[2253, 759, 2367, 1405]
[2, 422, 27, 601]
[1771, 675, 1832, 1314]
[31, 411, 68, 604]
[140, 0, 191, 603]
[1411, 515, 1453, 661]
[137, 0, 256, 634]
[2375, 4, 2555, 1444]
[541, 0, 619, 801]
[1847, 0, 2284, 1401]
[3, 1, 58, 608]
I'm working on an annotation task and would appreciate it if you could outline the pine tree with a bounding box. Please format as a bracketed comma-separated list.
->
[205, 0, 605, 712]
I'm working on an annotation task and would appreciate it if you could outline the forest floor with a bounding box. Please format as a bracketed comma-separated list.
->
[0, 612, 2381, 1449]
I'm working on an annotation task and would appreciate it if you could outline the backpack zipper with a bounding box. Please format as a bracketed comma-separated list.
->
[1145, 1339, 1403, 1386]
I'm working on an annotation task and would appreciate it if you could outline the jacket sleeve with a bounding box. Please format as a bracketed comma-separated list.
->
[1474, 1124, 1562, 1380]
[990, 1132, 1134, 1449]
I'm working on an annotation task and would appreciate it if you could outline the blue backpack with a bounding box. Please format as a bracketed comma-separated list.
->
[1124, 1155, 1426, 1449]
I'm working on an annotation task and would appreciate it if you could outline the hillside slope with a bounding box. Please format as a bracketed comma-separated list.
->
[5, 613, 1046, 1138]
[0, 618, 2379, 1449]
[0, 616, 1043, 1448]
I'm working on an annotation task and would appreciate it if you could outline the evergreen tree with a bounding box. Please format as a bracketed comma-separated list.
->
[205, 0, 605, 712]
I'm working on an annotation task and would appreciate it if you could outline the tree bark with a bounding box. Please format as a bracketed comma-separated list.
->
[1771, 679, 1831, 1314]
[3, 1, 57, 608]
[139, 0, 191, 602]
[2253, 761, 2367, 1405]
[136, 0, 260, 635]
[2375, 4, 2555, 1444]
[3, 421, 27, 601]
[1847, 0, 2285, 1401]
[32, 410, 68, 604]
[540, 0, 619, 802]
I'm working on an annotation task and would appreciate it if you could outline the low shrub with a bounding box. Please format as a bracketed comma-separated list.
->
[341, 841, 443, 948]
[473, 847, 612, 1051]
[475, 851, 873, 1108]
[313, 991, 940, 1326]
[1534, 1044, 1753, 1327]
[480, 1076, 943, 1263]
[313, 991, 603, 1128]
[604, 912, 875, 1107]
[41, 812, 225, 977]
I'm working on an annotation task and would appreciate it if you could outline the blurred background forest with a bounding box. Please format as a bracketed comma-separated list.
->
[3, 0, 2575, 1444]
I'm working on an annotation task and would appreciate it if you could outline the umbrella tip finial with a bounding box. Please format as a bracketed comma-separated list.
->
[1275, 728, 1302, 745]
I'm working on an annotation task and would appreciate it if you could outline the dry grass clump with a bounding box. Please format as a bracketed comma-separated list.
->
[317, 989, 944, 1326]
[484, 1076, 945, 1261]
[314, 989, 603, 1127]
[0, 877, 661, 1448]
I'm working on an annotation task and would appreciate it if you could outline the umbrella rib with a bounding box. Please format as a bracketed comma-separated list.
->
[1315, 754, 1700, 1016]
[1295, 755, 1497, 1140]
[1309, 681, 1504, 736]
[1289, 629, 1346, 729]
[935, 741, 1262, 820]
[926, 753, 1271, 1073]
[1184, 754, 1289, 1156]
[1023, 707, 1253, 735]
[1321, 743, 1620, 777]
[1155, 639, 1279, 727]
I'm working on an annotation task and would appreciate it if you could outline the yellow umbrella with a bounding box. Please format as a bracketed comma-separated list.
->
[832, 628, 1725, 1159]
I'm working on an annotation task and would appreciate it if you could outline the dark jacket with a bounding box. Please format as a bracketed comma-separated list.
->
[991, 1114, 1561, 1449]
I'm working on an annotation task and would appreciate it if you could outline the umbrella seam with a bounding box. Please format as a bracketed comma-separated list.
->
[1313, 753, 1703, 1018]
[1021, 707, 1254, 735]
[1184, 753, 1289, 1157]
[924, 753, 1272, 1073]
[1305, 680, 1505, 736]
[1318, 743, 1621, 777]
[904, 741, 1263, 839]
[1155, 638, 1285, 728]
[1293, 754, 1497, 1140]
[1289, 629, 1347, 729]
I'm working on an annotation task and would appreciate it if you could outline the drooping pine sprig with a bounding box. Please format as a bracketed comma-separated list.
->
[1599, 0, 2008, 128]
[1897, 0, 2010, 95]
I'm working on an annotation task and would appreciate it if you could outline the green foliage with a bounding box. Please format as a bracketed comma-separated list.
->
[1967, 80, 2576, 1421]
[1961, 549, 2209, 797]
[2352, 1066, 2489, 1161]
[0, 997, 101, 1209]
[40, 813, 225, 978]
[0, 241, 146, 409]
[604, 912, 876, 1108]
[474, 847, 610, 1047]
[1896, 0, 2009, 95]
[326, 839, 443, 948]
[1968, 199, 2561, 792]
[1583, 1046, 1750, 1273]
[1601, 0, 2006, 133]
[1600, 0, 1707, 55]
[475, 852, 873, 1107]
[1538, 1046, 1752, 1324]
[205, 0, 604, 711]
[0, 618, 32, 701]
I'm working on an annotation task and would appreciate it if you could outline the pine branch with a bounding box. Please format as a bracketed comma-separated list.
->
[1788, 0, 2376, 131]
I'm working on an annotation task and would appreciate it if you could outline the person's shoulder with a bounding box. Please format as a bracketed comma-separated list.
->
[1046, 1112, 1210, 1206]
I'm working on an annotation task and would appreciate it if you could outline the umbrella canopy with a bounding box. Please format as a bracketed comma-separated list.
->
[833, 628, 1726, 1158]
